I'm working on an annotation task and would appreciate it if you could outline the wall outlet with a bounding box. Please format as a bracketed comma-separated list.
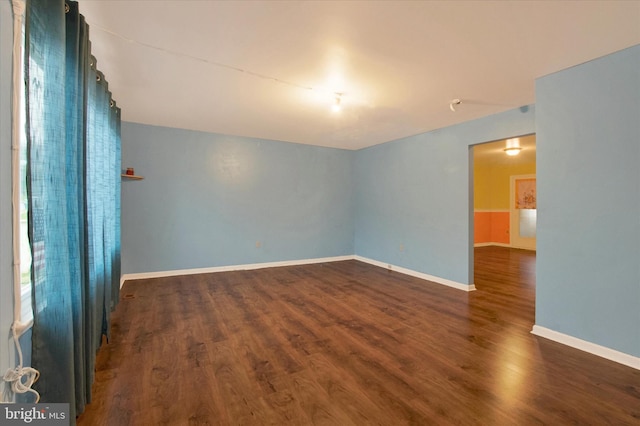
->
[399, 244, 405, 252]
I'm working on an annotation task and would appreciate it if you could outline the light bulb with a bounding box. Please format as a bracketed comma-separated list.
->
[504, 138, 522, 156]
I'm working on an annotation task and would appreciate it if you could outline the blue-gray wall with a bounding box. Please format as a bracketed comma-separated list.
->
[120, 122, 355, 274]
[1, 0, 17, 391]
[354, 107, 535, 285]
[536, 45, 640, 357]
[2, 2, 637, 379]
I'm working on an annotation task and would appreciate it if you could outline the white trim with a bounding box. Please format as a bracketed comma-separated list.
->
[473, 242, 511, 248]
[120, 255, 476, 292]
[12, 319, 32, 337]
[509, 244, 536, 251]
[120, 255, 356, 285]
[473, 209, 510, 213]
[531, 325, 640, 370]
[354, 256, 475, 292]
[11, 0, 26, 331]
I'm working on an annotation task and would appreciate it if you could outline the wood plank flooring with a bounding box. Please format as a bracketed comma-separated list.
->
[77, 247, 640, 425]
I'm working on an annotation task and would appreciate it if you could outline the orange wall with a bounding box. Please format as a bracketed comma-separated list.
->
[474, 211, 510, 244]
[474, 212, 492, 243]
[474, 139, 535, 245]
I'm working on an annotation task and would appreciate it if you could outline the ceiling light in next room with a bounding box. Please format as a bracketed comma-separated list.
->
[504, 138, 522, 156]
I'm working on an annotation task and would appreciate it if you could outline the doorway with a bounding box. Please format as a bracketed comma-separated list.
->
[471, 135, 536, 289]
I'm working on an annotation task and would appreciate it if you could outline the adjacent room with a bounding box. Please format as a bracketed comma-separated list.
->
[1, 1, 638, 424]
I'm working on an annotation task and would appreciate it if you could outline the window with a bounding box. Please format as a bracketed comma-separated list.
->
[16, 17, 32, 328]
[518, 209, 537, 239]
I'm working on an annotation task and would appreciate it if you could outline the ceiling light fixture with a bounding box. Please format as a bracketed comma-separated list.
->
[504, 138, 522, 156]
[332, 93, 343, 112]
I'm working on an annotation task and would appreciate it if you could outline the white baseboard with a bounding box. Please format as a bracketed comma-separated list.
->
[120, 255, 475, 292]
[120, 255, 355, 286]
[474, 242, 536, 251]
[510, 245, 536, 251]
[354, 256, 475, 292]
[531, 325, 640, 370]
[474, 242, 511, 248]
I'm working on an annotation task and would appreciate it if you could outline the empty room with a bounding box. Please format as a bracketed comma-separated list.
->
[1, 1, 639, 425]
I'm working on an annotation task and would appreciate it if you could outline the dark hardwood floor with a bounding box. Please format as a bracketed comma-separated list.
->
[77, 246, 640, 425]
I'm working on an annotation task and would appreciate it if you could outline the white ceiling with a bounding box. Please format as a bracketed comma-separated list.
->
[78, 1, 640, 150]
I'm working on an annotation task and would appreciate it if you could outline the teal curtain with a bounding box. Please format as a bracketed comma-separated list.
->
[25, 0, 121, 418]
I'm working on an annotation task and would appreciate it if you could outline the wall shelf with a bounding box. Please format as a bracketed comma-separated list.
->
[121, 174, 144, 180]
